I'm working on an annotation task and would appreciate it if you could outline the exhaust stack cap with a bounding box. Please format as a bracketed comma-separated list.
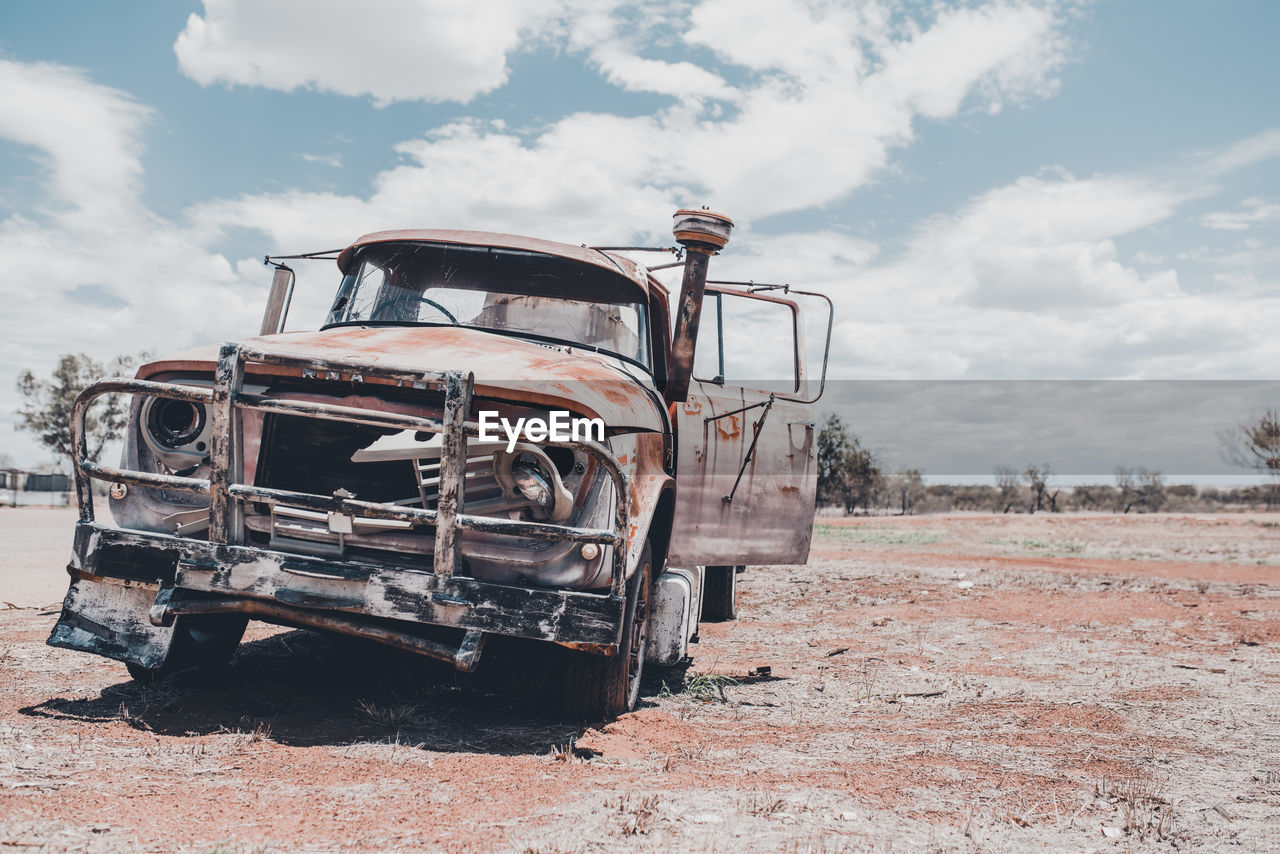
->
[673, 207, 734, 252]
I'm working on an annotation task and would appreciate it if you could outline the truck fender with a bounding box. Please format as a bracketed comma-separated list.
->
[623, 477, 675, 578]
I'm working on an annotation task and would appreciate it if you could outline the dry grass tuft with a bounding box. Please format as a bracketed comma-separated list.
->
[684, 673, 737, 703]
[854, 658, 881, 701]
[746, 792, 788, 817]
[548, 737, 582, 763]
[606, 794, 661, 836]
[245, 721, 273, 744]
[214, 719, 274, 747]
[117, 700, 153, 731]
[1095, 773, 1176, 840]
[355, 698, 420, 728]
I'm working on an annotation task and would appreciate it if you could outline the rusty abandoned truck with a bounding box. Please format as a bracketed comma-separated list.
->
[50, 209, 831, 717]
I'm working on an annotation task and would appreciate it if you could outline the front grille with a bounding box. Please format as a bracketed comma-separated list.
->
[253, 411, 530, 557]
[415, 453, 511, 512]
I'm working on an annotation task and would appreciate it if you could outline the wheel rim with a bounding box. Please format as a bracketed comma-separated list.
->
[625, 564, 651, 710]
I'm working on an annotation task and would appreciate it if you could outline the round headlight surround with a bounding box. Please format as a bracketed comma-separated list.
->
[147, 399, 207, 449]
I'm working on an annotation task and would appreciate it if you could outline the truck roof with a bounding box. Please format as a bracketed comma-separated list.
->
[337, 228, 659, 296]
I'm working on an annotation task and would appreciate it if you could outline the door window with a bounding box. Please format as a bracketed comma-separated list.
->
[693, 289, 801, 392]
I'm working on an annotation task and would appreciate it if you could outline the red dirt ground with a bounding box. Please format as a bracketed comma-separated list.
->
[1, 510, 1278, 851]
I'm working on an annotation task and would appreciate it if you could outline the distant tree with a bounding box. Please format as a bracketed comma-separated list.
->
[1220, 409, 1280, 507]
[884, 468, 925, 515]
[816, 413, 881, 514]
[1199, 487, 1224, 506]
[1137, 470, 1167, 512]
[994, 466, 1022, 513]
[817, 413, 852, 506]
[16, 353, 141, 467]
[1114, 467, 1140, 512]
[1114, 467, 1137, 512]
[951, 484, 1000, 512]
[1024, 463, 1057, 513]
[1070, 484, 1118, 512]
[1115, 467, 1165, 513]
[925, 483, 954, 503]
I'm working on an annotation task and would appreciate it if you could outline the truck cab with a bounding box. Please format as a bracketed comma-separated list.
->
[50, 209, 830, 718]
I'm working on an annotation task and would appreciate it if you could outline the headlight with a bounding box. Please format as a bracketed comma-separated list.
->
[494, 445, 574, 522]
[511, 454, 554, 510]
[140, 395, 211, 471]
[147, 399, 206, 448]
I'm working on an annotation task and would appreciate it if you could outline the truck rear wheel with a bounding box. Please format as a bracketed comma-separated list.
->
[126, 614, 248, 683]
[560, 543, 653, 720]
[700, 565, 740, 622]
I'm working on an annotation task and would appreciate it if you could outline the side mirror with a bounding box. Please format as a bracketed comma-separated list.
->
[260, 265, 295, 336]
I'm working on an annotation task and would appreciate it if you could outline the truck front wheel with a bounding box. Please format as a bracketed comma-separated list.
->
[125, 614, 248, 683]
[560, 543, 653, 719]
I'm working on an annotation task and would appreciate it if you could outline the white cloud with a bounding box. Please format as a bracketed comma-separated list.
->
[1201, 198, 1280, 231]
[0, 59, 266, 465]
[643, 162, 1273, 381]
[172, 0, 1099, 387]
[923, 173, 1189, 308]
[871, 2, 1067, 117]
[0, 59, 151, 221]
[1202, 128, 1280, 176]
[297, 152, 343, 168]
[176, 0, 747, 107]
[589, 48, 737, 101]
[806, 168, 1280, 380]
[558, 0, 739, 101]
[175, 0, 566, 105]
[190, 0, 1073, 249]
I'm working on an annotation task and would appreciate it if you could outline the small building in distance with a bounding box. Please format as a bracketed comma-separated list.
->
[0, 469, 72, 506]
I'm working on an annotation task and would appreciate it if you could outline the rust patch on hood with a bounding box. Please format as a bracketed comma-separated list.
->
[138, 326, 664, 431]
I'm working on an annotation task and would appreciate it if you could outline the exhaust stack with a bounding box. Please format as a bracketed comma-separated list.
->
[666, 208, 733, 403]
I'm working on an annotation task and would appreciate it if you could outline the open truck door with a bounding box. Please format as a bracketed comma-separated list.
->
[667, 283, 832, 566]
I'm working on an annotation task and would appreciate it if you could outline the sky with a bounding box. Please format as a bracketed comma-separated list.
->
[0, 0, 1277, 473]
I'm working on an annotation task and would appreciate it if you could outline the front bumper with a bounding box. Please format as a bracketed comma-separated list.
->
[54, 522, 626, 663]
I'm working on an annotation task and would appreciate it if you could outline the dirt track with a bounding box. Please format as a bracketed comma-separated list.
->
[1, 509, 1278, 851]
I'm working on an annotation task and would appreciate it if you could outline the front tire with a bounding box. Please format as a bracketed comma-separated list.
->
[560, 543, 653, 719]
[126, 614, 248, 683]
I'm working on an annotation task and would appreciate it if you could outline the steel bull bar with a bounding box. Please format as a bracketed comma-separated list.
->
[66, 343, 632, 670]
